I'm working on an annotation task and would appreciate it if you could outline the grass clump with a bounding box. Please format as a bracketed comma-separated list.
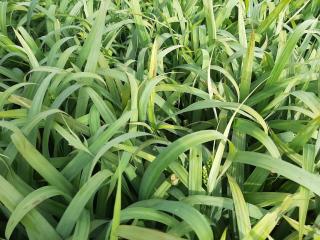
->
[0, 0, 320, 239]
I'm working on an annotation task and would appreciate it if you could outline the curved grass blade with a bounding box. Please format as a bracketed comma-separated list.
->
[182, 195, 265, 219]
[117, 225, 184, 240]
[139, 130, 225, 199]
[11, 131, 73, 196]
[0, 175, 61, 240]
[130, 199, 213, 240]
[56, 170, 112, 238]
[232, 151, 320, 197]
[227, 174, 251, 238]
[5, 186, 68, 239]
[257, 0, 292, 34]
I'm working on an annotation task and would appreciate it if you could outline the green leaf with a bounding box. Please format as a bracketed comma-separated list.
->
[117, 225, 184, 240]
[11, 131, 73, 196]
[233, 151, 320, 197]
[72, 210, 91, 240]
[120, 207, 179, 227]
[62, 111, 132, 180]
[182, 195, 265, 219]
[298, 145, 314, 240]
[189, 146, 203, 194]
[265, 20, 315, 86]
[139, 130, 225, 199]
[243, 195, 295, 240]
[227, 174, 251, 238]
[240, 31, 255, 101]
[5, 186, 68, 239]
[110, 171, 122, 240]
[0, 176, 61, 240]
[56, 170, 112, 238]
[257, 0, 292, 34]
[130, 199, 213, 240]
[203, 0, 216, 44]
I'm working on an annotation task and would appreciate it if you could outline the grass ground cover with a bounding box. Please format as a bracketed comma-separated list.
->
[0, 0, 320, 239]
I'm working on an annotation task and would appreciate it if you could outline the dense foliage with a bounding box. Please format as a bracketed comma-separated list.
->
[0, 0, 320, 239]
